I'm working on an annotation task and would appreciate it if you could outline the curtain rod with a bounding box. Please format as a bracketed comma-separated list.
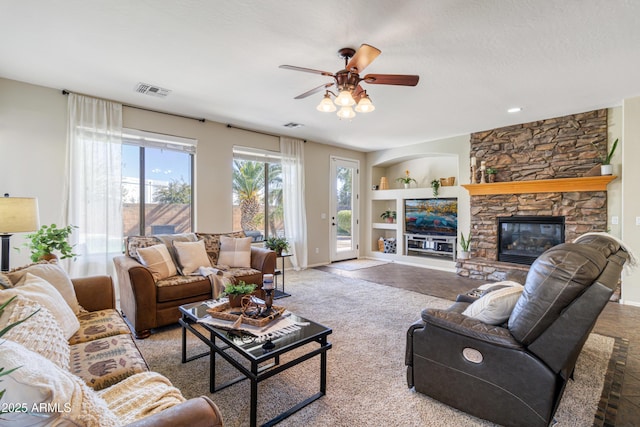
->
[226, 124, 306, 142]
[61, 90, 206, 123]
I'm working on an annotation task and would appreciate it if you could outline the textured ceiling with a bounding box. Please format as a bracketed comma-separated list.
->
[1, 0, 640, 151]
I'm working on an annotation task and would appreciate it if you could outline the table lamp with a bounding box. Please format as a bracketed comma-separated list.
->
[0, 195, 40, 272]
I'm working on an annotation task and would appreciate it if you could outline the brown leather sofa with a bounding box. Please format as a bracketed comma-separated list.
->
[113, 232, 276, 339]
[406, 234, 629, 427]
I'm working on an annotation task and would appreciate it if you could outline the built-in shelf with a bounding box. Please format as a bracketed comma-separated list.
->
[461, 176, 617, 196]
[372, 222, 397, 230]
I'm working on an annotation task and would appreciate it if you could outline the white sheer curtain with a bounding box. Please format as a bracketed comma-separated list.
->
[65, 94, 123, 277]
[280, 137, 307, 270]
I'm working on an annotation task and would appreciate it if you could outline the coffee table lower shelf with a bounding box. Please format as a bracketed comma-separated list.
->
[179, 303, 332, 427]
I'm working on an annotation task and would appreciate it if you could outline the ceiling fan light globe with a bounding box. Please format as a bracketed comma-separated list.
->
[334, 90, 356, 107]
[337, 106, 356, 120]
[355, 97, 375, 113]
[317, 96, 336, 112]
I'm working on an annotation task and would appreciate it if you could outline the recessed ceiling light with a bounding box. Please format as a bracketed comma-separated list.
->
[507, 107, 522, 113]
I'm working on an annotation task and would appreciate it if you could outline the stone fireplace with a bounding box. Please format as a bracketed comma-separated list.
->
[457, 109, 611, 281]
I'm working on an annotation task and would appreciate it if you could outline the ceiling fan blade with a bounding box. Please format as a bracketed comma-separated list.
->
[294, 82, 335, 99]
[279, 65, 334, 76]
[352, 85, 365, 103]
[363, 74, 420, 86]
[346, 44, 381, 73]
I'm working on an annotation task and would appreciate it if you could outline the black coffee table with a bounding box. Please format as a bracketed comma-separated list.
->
[179, 301, 332, 427]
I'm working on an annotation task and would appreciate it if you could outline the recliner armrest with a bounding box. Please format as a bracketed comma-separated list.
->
[422, 308, 522, 349]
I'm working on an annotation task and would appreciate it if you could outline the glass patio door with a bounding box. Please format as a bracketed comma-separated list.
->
[330, 157, 359, 261]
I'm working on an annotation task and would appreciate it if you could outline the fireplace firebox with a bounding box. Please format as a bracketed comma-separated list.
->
[498, 216, 565, 265]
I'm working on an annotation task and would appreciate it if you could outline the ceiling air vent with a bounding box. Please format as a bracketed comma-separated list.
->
[134, 82, 171, 98]
[283, 122, 303, 129]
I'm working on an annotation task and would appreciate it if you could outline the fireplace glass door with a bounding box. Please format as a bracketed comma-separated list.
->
[498, 216, 565, 265]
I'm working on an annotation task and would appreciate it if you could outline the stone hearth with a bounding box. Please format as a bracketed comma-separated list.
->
[458, 109, 610, 281]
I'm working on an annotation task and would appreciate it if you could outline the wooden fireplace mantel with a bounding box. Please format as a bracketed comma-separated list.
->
[461, 175, 617, 196]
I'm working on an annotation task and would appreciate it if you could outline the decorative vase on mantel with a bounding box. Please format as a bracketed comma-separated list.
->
[404, 183, 410, 189]
[459, 251, 470, 260]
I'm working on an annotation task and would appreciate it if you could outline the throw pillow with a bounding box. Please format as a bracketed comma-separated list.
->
[136, 244, 178, 281]
[7, 261, 82, 314]
[0, 294, 70, 369]
[0, 339, 119, 426]
[3, 273, 80, 339]
[173, 240, 212, 275]
[462, 283, 524, 325]
[154, 233, 198, 275]
[218, 236, 252, 268]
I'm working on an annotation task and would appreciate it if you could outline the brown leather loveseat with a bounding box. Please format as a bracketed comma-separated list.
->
[114, 231, 276, 339]
[406, 234, 629, 427]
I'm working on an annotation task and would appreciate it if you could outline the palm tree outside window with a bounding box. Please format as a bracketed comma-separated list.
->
[232, 147, 284, 242]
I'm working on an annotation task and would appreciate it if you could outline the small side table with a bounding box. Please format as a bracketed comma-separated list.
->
[274, 253, 292, 299]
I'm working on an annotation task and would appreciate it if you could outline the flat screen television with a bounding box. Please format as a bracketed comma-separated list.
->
[404, 198, 458, 236]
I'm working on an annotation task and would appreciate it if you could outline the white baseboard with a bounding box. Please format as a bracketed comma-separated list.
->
[618, 299, 640, 307]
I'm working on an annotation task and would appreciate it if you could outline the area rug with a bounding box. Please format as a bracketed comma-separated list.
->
[136, 269, 621, 427]
[324, 258, 389, 271]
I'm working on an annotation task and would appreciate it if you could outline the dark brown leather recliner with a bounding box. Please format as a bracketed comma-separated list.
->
[406, 234, 629, 427]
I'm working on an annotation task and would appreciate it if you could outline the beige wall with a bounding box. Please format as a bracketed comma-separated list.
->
[621, 97, 640, 305]
[0, 77, 365, 269]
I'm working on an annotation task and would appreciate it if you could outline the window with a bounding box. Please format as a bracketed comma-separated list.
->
[122, 129, 196, 236]
[232, 146, 283, 242]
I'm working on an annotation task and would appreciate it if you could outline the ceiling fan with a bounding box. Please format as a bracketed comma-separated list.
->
[280, 44, 419, 119]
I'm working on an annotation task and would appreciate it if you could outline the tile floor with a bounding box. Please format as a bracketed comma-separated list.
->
[317, 262, 640, 426]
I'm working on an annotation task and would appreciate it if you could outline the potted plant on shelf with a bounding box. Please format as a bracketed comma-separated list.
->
[596, 138, 619, 175]
[221, 281, 257, 308]
[265, 236, 289, 256]
[396, 170, 417, 189]
[486, 167, 497, 183]
[380, 210, 396, 223]
[21, 224, 78, 262]
[459, 231, 472, 259]
[430, 179, 441, 197]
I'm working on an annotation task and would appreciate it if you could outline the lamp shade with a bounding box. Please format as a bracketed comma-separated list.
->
[0, 197, 40, 234]
[334, 90, 356, 107]
[355, 94, 375, 113]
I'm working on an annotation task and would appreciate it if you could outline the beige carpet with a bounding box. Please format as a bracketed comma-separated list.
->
[136, 269, 615, 427]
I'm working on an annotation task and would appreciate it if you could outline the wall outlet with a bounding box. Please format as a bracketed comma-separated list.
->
[315, 247, 319, 254]
[612, 216, 619, 225]
[636, 217, 640, 226]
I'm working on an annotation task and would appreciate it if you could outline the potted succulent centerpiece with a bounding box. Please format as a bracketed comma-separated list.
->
[21, 224, 78, 262]
[380, 210, 396, 223]
[221, 281, 257, 308]
[396, 170, 417, 189]
[459, 232, 472, 259]
[265, 236, 289, 256]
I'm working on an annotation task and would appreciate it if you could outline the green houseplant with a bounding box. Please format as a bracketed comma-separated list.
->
[459, 232, 472, 259]
[486, 167, 497, 183]
[22, 224, 78, 262]
[595, 138, 619, 175]
[396, 170, 417, 188]
[221, 281, 257, 307]
[264, 236, 289, 256]
[430, 179, 441, 197]
[380, 210, 396, 223]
